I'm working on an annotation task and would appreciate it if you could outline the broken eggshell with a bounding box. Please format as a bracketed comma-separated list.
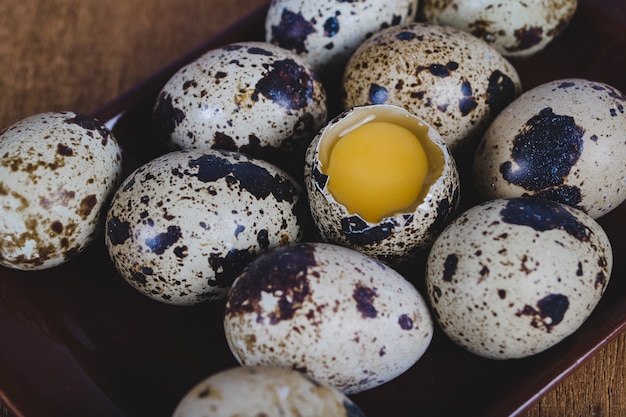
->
[426, 197, 612, 360]
[223, 242, 433, 394]
[304, 104, 460, 265]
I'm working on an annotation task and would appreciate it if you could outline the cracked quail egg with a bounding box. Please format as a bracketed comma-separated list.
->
[265, 0, 419, 74]
[173, 366, 365, 417]
[426, 197, 612, 359]
[473, 78, 626, 219]
[304, 104, 460, 265]
[342, 22, 522, 151]
[153, 41, 327, 172]
[224, 242, 433, 394]
[0, 112, 123, 270]
[420, 0, 578, 59]
[104, 149, 306, 305]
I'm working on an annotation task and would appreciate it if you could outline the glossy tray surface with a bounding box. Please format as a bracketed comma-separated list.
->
[1, 1, 626, 416]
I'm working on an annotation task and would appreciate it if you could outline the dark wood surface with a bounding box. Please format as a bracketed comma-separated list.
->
[0, 1, 625, 416]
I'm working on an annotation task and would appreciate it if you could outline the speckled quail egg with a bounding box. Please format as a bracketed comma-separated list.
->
[342, 22, 522, 151]
[173, 366, 366, 417]
[104, 149, 306, 305]
[0, 112, 123, 270]
[426, 197, 612, 360]
[473, 78, 626, 219]
[224, 242, 433, 394]
[304, 104, 460, 265]
[420, 0, 578, 59]
[153, 41, 327, 171]
[265, 0, 419, 74]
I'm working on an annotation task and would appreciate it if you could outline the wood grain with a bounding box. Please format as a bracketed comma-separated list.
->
[0, 1, 625, 416]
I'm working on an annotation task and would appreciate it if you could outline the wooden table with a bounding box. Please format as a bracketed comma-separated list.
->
[0, 1, 624, 416]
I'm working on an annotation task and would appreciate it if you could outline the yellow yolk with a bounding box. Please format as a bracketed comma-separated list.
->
[325, 121, 429, 223]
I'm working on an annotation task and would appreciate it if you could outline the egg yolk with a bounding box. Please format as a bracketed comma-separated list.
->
[325, 121, 429, 223]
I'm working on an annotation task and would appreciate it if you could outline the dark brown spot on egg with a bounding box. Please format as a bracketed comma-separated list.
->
[516, 293, 569, 333]
[197, 388, 210, 398]
[532, 185, 583, 210]
[254, 58, 314, 110]
[353, 284, 378, 319]
[443, 253, 458, 282]
[270, 9, 316, 54]
[51, 221, 63, 234]
[506, 26, 543, 52]
[225, 242, 315, 324]
[188, 152, 299, 203]
[64, 113, 111, 145]
[79, 194, 97, 218]
[499, 198, 590, 242]
[145, 225, 182, 255]
[57, 143, 73, 156]
[398, 314, 413, 330]
[499, 107, 584, 192]
[214, 132, 237, 151]
[107, 216, 131, 245]
[209, 248, 256, 288]
[486, 70, 517, 115]
[324, 16, 339, 37]
[153, 92, 186, 136]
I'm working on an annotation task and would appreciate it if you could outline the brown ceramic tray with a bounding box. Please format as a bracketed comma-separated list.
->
[2, 1, 626, 416]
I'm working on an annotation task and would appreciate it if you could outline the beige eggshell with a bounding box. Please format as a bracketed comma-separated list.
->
[426, 197, 612, 359]
[421, 0, 578, 59]
[265, 0, 419, 74]
[153, 41, 327, 169]
[304, 104, 460, 265]
[173, 366, 364, 417]
[473, 78, 626, 219]
[342, 22, 522, 151]
[0, 112, 123, 270]
[105, 149, 306, 305]
[224, 242, 433, 394]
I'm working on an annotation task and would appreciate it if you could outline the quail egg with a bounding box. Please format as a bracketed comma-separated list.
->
[426, 197, 612, 359]
[173, 366, 366, 417]
[153, 41, 327, 172]
[224, 242, 433, 394]
[105, 149, 306, 305]
[265, 0, 419, 74]
[0, 112, 123, 270]
[473, 78, 626, 219]
[420, 0, 578, 59]
[342, 22, 522, 151]
[304, 104, 459, 265]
